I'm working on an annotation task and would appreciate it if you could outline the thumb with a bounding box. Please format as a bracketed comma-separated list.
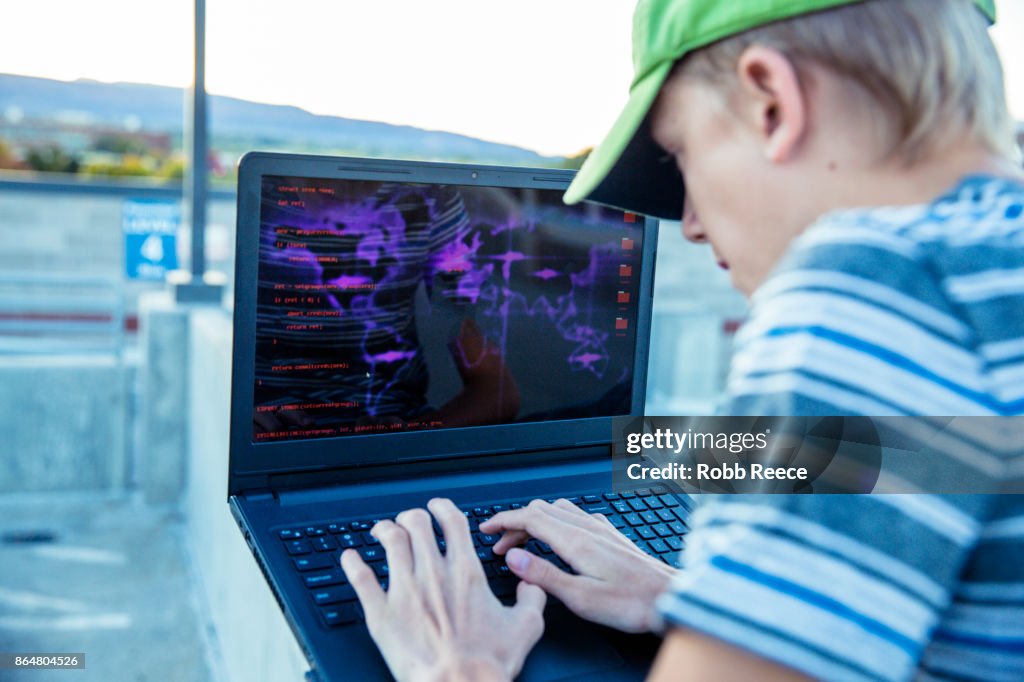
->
[514, 580, 546, 614]
[506, 548, 577, 604]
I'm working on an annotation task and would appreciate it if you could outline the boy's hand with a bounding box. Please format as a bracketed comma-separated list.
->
[341, 498, 546, 682]
[480, 499, 677, 633]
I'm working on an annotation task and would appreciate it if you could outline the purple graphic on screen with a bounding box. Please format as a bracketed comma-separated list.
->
[261, 184, 628, 421]
[532, 268, 560, 280]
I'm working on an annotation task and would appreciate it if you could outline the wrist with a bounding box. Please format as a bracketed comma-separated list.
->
[415, 654, 509, 682]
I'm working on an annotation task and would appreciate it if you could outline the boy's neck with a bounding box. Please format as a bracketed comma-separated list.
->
[828, 142, 1023, 211]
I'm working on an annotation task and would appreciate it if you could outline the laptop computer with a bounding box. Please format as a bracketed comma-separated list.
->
[228, 152, 691, 681]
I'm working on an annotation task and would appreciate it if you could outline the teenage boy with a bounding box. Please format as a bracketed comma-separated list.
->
[340, 1, 1024, 680]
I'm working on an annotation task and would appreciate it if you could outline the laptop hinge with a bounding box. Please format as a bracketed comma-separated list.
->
[274, 454, 610, 508]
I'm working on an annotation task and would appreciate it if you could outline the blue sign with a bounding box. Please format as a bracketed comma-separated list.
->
[123, 199, 180, 280]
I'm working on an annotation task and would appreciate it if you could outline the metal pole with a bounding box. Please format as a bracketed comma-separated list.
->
[174, 0, 222, 303]
[187, 0, 207, 279]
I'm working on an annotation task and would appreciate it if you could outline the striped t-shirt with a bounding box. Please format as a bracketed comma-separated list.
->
[657, 175, 1024, 681]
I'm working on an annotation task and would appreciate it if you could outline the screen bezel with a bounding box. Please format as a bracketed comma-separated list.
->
[229, 152, 657, 495]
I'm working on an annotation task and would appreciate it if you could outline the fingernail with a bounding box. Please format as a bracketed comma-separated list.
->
[506, 548, 530, 572]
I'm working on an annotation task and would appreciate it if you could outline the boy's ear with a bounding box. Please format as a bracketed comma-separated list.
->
[734, 45, 807, 163]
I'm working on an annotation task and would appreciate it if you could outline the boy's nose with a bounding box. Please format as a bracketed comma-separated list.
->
[681, 202, 706, 243]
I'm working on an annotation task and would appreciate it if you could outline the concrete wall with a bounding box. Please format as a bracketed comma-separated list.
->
[137, 291, 190, 504]
[184, 307, 307, 682]
[0, 354, 130, 493]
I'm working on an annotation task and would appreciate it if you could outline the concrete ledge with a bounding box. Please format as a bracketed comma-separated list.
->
[185, 307, 307, 682]
[0, 354, 128, 493]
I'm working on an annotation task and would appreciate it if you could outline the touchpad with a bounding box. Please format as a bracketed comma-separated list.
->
[518, 607, 626, 681]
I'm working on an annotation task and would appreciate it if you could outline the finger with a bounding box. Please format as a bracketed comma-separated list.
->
[371, 520, 413, 585]
[514, 580, 547, 615]
[550, 499, 607, 530]
[505, 548, 590, 612]
[340, 549, 385, 621]
[480, 501, 587, 557]
[513, 582, 546, 644]
[492, 529, 530, 556]
[395, 507, 444, 580]
[591, 512, 636, 549]
[427, 498, 476, 563]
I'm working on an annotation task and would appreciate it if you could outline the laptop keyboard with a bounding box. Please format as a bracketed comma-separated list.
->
[274, 487, 691, 628]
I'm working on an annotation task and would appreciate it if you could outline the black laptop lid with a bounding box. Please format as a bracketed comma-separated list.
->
[229, 153, 657, 493]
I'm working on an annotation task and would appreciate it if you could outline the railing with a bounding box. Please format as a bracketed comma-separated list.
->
[0, 271, 125, 355]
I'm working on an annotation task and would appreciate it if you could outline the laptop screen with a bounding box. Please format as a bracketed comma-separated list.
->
[254, 174, 645, 444]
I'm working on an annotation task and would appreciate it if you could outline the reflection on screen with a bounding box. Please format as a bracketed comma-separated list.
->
[254, 175, 644, 442]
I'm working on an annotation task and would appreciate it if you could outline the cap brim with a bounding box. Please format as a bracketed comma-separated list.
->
[564, 60, 684, 221]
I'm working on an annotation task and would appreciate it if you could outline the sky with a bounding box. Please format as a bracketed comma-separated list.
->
[1, 0, 1021, 157]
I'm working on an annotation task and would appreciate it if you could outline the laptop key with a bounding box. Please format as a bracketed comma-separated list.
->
[362, 532, 380, 546]
[623, 513, 644, 527]
[669, 521, 687, 535]
[645, 497, 665, 510]
[603, 492, 621, 501]
[336, 532, 362, 548]
[350, 520, 371, 531]
[656, 509, 676, 523]
[358, 546, 384, 562]
[609, 515, 626, 529]
[370, 561, 389, 578]
[304, 526, 326, 537]
[612, 501, 631, 514]
[286, 540, 312, 556]
[477, 533, 499, 546]
[628, 498, 647, 512]
[313, 536, 337, 552]
[304, 570, 345, 588]
[321, 603, 359, 627]
[312, 584, 356, 605]
[652, 523, 673, 538]
[637, 526, 656, 540]
[294, 555, 335, 572]
[279, 529, 303, 540]
[647, 538, 670, 554]
[620, 528, 640, 542]
[666, 536, 684, 551]
[659, 494, 680, 508]
[327, 523, 347, 534]
[640, 511, 659, 524]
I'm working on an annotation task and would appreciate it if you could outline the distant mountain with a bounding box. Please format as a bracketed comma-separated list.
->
[0, 73, 558, 165]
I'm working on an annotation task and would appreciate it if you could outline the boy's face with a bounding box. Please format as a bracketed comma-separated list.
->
[649, 65, 817, 297]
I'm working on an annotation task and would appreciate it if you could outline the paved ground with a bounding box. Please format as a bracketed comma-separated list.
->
[0, 494, 214, 682]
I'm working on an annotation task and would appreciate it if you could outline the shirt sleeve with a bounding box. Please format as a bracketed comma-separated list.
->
[656, 224, 989, 681]
[657, 493, 987, 681]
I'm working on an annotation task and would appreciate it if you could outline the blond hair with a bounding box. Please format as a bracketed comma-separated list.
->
[677, 0, 1019, 164]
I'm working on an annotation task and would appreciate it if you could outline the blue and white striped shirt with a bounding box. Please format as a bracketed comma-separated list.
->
[657, 175, 1024, 681]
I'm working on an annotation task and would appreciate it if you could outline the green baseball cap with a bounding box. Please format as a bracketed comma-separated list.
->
[564, 0, 998, 220]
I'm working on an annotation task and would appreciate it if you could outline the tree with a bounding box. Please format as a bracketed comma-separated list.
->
[25, 146, 79, 173]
